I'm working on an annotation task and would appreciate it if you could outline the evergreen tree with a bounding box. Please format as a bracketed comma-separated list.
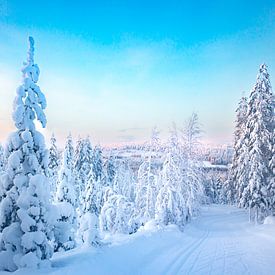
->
[54, 134, 76, 252]
[74, 137, 93, 206]
[0, 37, 53, 271]
[242, 64, 274, 223]
[91, 145, 103, 182]
[48, 133, 60, 196]
[226, 96, 248, 204]
[268, 132, 275, 214]
[113, 160, 135, 201]
[0, 144, 5, 173]
[104, 154, 116, 186]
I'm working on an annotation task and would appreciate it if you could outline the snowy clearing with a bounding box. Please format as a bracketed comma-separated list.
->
[5, 204, 275, 275]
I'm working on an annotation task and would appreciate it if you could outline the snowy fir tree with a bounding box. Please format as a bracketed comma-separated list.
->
[78, 178, 101, 247]
[0, 37, 53, 271]
[113, 160, 135, 201]
[48, 133, 60, 196]
[267, 132, 275, 214]
[73, 137, 93, 207]
[54, 134, 77, 252]
[78, 143, 102, 246]
[104, 154, 116, 186]
[0, 144, 5, 173]
[91, 146, 103, 182]
[241, 64, 274, 223]
[226, 96, 248, 204]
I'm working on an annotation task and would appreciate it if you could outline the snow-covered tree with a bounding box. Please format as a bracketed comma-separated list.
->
[91, 146, 103, 182]
[113, 160, 135, 201]
[0, 37, 53, 271]
[130, 157, 158, 231]
[241, 64, 274, 223]
[226, 96, 248, 204]
[155, 152, 188, 230]
[268, 132, 275, 214]
[155, 127, 188, 229]
[100, 190, 134, 234]
[48, 133, 60, 196]
[78, 177, 101, 246]
[104, 154, 116, 186]
[74, 137, 93, 206]
[78, 143, 102, 246]
[54, 134, 76, 252]
[182, 114, 204, 214]
[0, 144, 5, 173]
[182, 113, 202, 159]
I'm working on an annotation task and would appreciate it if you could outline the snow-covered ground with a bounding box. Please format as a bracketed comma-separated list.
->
[4, 205, 275, 275]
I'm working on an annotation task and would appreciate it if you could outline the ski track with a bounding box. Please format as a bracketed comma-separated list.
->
[10, 205, 274, 275]
[140, 205, 275, 275]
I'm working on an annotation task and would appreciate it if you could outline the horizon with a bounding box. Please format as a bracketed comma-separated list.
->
[0, 0, 274, 147]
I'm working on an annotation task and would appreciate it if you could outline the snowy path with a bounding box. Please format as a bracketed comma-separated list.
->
[8, 205, 275, 275]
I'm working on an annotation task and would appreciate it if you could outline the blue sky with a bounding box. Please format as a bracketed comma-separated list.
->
[0, 0, 274, 146]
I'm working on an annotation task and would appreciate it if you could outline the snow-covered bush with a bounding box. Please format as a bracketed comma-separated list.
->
[78, 212, 100, 246]
[100, 190, 134, 234]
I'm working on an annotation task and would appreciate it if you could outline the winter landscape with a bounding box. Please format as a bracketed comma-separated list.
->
[0, 1, 274, 275]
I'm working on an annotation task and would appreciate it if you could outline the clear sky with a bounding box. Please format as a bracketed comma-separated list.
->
[0, 0, 274, 146]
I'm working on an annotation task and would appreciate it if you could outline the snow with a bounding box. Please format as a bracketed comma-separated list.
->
[1, 205, 274, 275]
[264, 215, 275, 225]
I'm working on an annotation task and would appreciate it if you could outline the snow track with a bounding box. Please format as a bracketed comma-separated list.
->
[5, 205, 275, 275]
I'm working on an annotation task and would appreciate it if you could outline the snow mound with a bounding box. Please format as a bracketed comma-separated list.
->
[264, 215, 275, 225]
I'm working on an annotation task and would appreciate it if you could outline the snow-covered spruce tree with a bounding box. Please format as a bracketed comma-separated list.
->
[48, 133, 60, 197]
[0, 144, 6, 173]
[241, 64, 274, 223]
[78, 143, 102, 246]
[91, 146, 103, 183]
[73, 137, 93, 207]
[226, 96, 248, 205]
[78, 177, 101, 246]
[54, 134, 77, 252]
[104, 154, 116, 186]
[113, 160, 135, 201]
[0, 37, 53, 271]
[268, 131, 275, 214]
